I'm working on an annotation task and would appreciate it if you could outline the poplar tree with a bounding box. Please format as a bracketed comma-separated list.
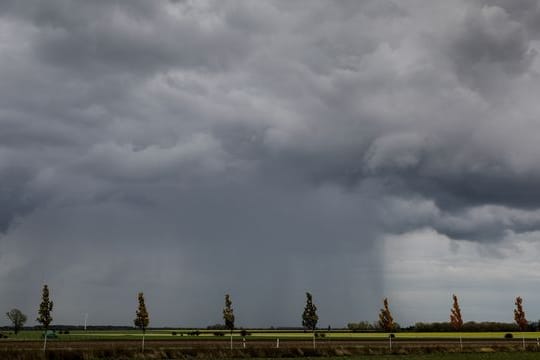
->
[378, 298, 394, 332]
[134, 292, 149, 351]
[223, 294, 235, 350]
[514, 296, 527, 349]
[37, 285, 53, 350]
[514, 296, 528, 331]
[302, 292, 318, 349]
[450, 294, 463, 330]
[450, 294, 463, 350]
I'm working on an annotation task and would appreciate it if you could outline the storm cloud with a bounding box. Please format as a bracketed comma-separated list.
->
[1, 0, 540, 326]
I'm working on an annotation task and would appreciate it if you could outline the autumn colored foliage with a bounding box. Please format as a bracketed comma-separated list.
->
[378, 298, 395, 332]
[513, 296, 527, 331]
[450, 294, 463, 330]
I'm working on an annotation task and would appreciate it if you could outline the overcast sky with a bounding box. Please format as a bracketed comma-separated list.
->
[1, 0, 540, 328]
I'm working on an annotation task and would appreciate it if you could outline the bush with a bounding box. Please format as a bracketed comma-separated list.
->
[348, 321, 375, 331]
[207, 324, 227, 330]
[315, 332, 326, 338]
[213, 332, 225, 336]
[389, 333, 396, 338]
[504, 333, 513, 339]
[240, 329, 251, 337]
[171, 331, 177, 336]
[188, 330, 200, 336]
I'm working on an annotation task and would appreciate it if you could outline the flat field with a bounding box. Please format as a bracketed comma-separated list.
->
[2, 331, 540, 359]
[3, 329, 540, 341]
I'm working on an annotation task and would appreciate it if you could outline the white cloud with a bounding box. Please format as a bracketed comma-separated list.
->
[383, 228, 540, 325]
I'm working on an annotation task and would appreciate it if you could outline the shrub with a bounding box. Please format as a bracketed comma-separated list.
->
[213, 332, 225, 336]
[389, 333, 396, 338]
[504, 333, 513, 339]
[207, 324, 227, 330]
[171, 331, 177, 336]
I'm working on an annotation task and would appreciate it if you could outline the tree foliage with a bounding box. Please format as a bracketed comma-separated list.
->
[450, 294, 463, 331]
[134, 292, 149, 333]
[6, 308, 27, 334]
[347, 321, 375, 331]
[413, 321, 520, 332]
[223, 294, 235, 332]
[302, 292, 318, 332]
[378, 298, 395, 332]
[36, 284, 53, 330]
[514, 296, 528, 331]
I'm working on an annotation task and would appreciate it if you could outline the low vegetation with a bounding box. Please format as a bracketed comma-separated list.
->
[0, 344, 540, 360]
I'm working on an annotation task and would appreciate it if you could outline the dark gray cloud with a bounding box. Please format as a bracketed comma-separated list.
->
[1, 0, 540, 326]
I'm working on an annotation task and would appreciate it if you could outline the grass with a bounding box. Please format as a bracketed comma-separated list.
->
[3, 329, 540, 341]
[284, 356, 540, 360]
[1, 347, 540, 360]
[1, 334, 540, 360]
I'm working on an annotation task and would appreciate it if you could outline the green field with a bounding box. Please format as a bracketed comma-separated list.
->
[2, 331, 540, 360]
[3, 329, 540, 341]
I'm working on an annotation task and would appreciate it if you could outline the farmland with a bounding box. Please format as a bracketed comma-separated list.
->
[0, 329, 540, 348]
[4, 329, 540, 341]
[2, 329, 540, 359]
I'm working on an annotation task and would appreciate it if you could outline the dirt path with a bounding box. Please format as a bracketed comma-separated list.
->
[0, 338, 535, 350]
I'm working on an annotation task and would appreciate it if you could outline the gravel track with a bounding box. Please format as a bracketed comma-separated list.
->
[0, 338, 537, 350]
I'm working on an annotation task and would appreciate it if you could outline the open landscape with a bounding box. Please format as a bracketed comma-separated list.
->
[2, 330, 540, 359]
[2, 1, 540, 359]
[4, 329, 540, 342]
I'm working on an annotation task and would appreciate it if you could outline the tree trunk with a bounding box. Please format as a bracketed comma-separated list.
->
[459, 335, 463, 351]
[230, 331, 233, 350]
[43, 330, 47, 351]
[312, 331, 315, 349]
[142, 331, 145, 352]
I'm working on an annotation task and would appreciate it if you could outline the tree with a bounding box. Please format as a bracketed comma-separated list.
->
[378, 298, 394, 332]
[36, 284, 53, 350]
[514, 296, 527, 331]
[302, 292, 318, 349]
[450, 294, 463, 350]
[223, 294, 235, 350]
[347, 321, 374, 331]
[514, 296, 527, 349]
[6, 308, 27, 334]
[378, 298, 395, 350]
[134, 292, 149, 351]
